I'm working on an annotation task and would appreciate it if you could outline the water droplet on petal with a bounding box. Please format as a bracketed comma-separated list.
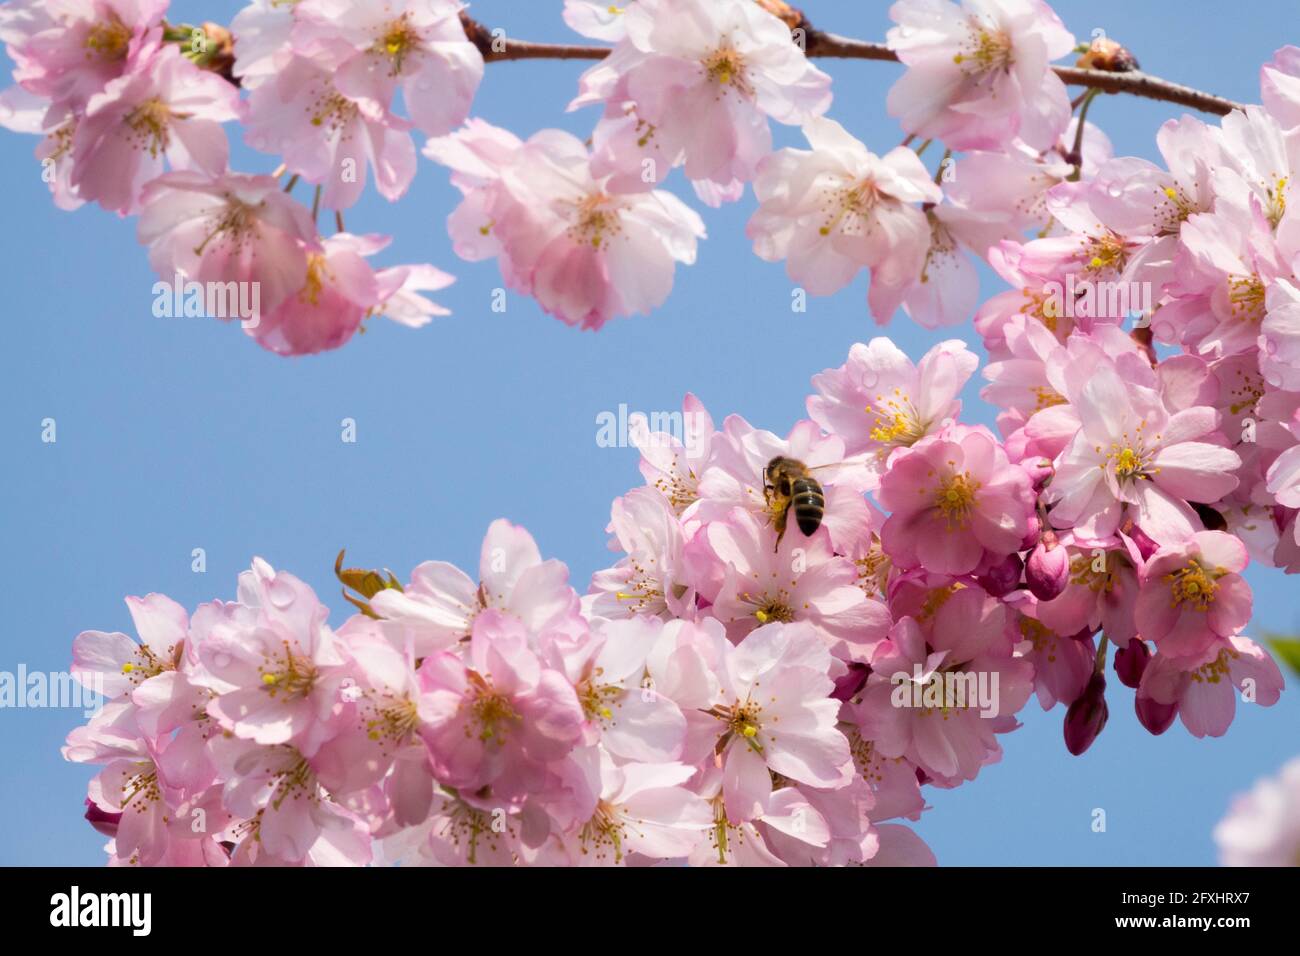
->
[268, 578, 296, 609]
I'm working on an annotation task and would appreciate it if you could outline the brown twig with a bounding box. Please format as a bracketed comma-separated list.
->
[461, 16, 1245, 117]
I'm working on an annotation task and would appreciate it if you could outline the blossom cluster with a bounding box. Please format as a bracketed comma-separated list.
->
[36, 0, 1300, 866]
[66, 322, 1289, 865]
[0, 0, 1274, 351]
[0, 0, 465, 354]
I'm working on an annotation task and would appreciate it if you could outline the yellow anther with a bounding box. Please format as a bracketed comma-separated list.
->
[934, 472, 980, 529]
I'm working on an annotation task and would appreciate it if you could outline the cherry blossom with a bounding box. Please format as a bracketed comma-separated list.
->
[136, 169, 318, 317]
[886, 0, 1075, 151]
[71, 44, 239, 214]
[290, 0, 483, 138]
[747, 117, 941, 321]
[1215, 756, 1300, 866]
[876, 423, 1036, 575]
[571, 0, 832, 202]
[426, 120, 705, 329]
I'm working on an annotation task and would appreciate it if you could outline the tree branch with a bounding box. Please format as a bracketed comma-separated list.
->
[465, 19, 1245, 117]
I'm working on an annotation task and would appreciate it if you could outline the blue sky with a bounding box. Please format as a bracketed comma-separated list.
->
[1, 0, 1297, 866]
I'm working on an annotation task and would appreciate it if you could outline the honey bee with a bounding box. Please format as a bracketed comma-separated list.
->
[763, 456, 828, 552]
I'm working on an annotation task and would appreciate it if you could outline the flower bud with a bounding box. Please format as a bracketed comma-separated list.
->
[1135, 693, 1178, 736]
[1020, 513, 1041, 549]
[1126, 524, 1160, 560]
[84, 798, 121, 838]
[830, 662, 871, 702]
[1063, 672, 1109, 755]
[977, 551, 1023, 598]
[1113, 639, 1151, 689]
[1075, 37, 1139, 73]
[1026, 538, 1069, 601]
[1021, 458, 1054, 490]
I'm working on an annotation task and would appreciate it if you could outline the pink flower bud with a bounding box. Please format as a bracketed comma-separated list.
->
[1064, 672, 1109, 755]
[1021, 459, 1055, 489]
[830, 662, 871, 702]
[1113, 640, 1151, 689]
[977, 550, 1023, 597]
[1026, 539, 1069, 601]
[1020, 513, 1042, 549]
[1135, 693, 1178, 736]
[1127, 524, 1160, 560]
[84, 798, 121, 838]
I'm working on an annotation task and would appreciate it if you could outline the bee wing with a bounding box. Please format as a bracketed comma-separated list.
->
[806, 454, 875, 488]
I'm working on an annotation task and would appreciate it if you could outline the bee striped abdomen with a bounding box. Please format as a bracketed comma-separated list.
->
[790, 477, 824, 536]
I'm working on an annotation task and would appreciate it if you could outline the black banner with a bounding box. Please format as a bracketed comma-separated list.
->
[0, 866, 1289, 940]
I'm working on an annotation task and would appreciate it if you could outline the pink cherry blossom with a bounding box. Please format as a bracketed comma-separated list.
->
[417, 609, 586, 798]
[877, 423, 1035, 575]
[1215, 756, 1300, 866]
[692, 415, 873, 542]
[573, 0, 831, 201]
[244, 55, 415, 210]
[137, 169, 318, 317]
[886, 0, 1075, 151]
[39, 4, 1300, 869]
[1135, 531, 1253, 660]
[703, 621, 854, 822]
[426, 121, 705, 329]
[1262, 46, 1300, 130]
[1137, 634, 1284, 738]
[1035, 539, 1142, 648]
[632, 392, 716, 517]
[854, 601, 1033, 784]
[588, 487, 695, 620]
[808, 337, 978, 475]
[291, 0, 483, 138]
[246, 233, 449, 356]
[191, 559, 350, 756]
[7, 0, 165, 111]
[370, 518, 586, 656]
[71, 45, 240, 214]
[210, 736, 372, 865]
[544, 616, 688, 764]
[1012, 603, 1095, 711]
[556, 750, 711, 864]
[747, 117, 941, 321]
[698, 507, 890, 654]
[562, 1, 629, 43]
[229, 0, 295, 90]
[1044, 357, 1241, 545]
[72, 592, 187, 700]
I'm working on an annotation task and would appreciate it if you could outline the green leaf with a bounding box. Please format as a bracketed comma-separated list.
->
[1266, 636, 1300, 677]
